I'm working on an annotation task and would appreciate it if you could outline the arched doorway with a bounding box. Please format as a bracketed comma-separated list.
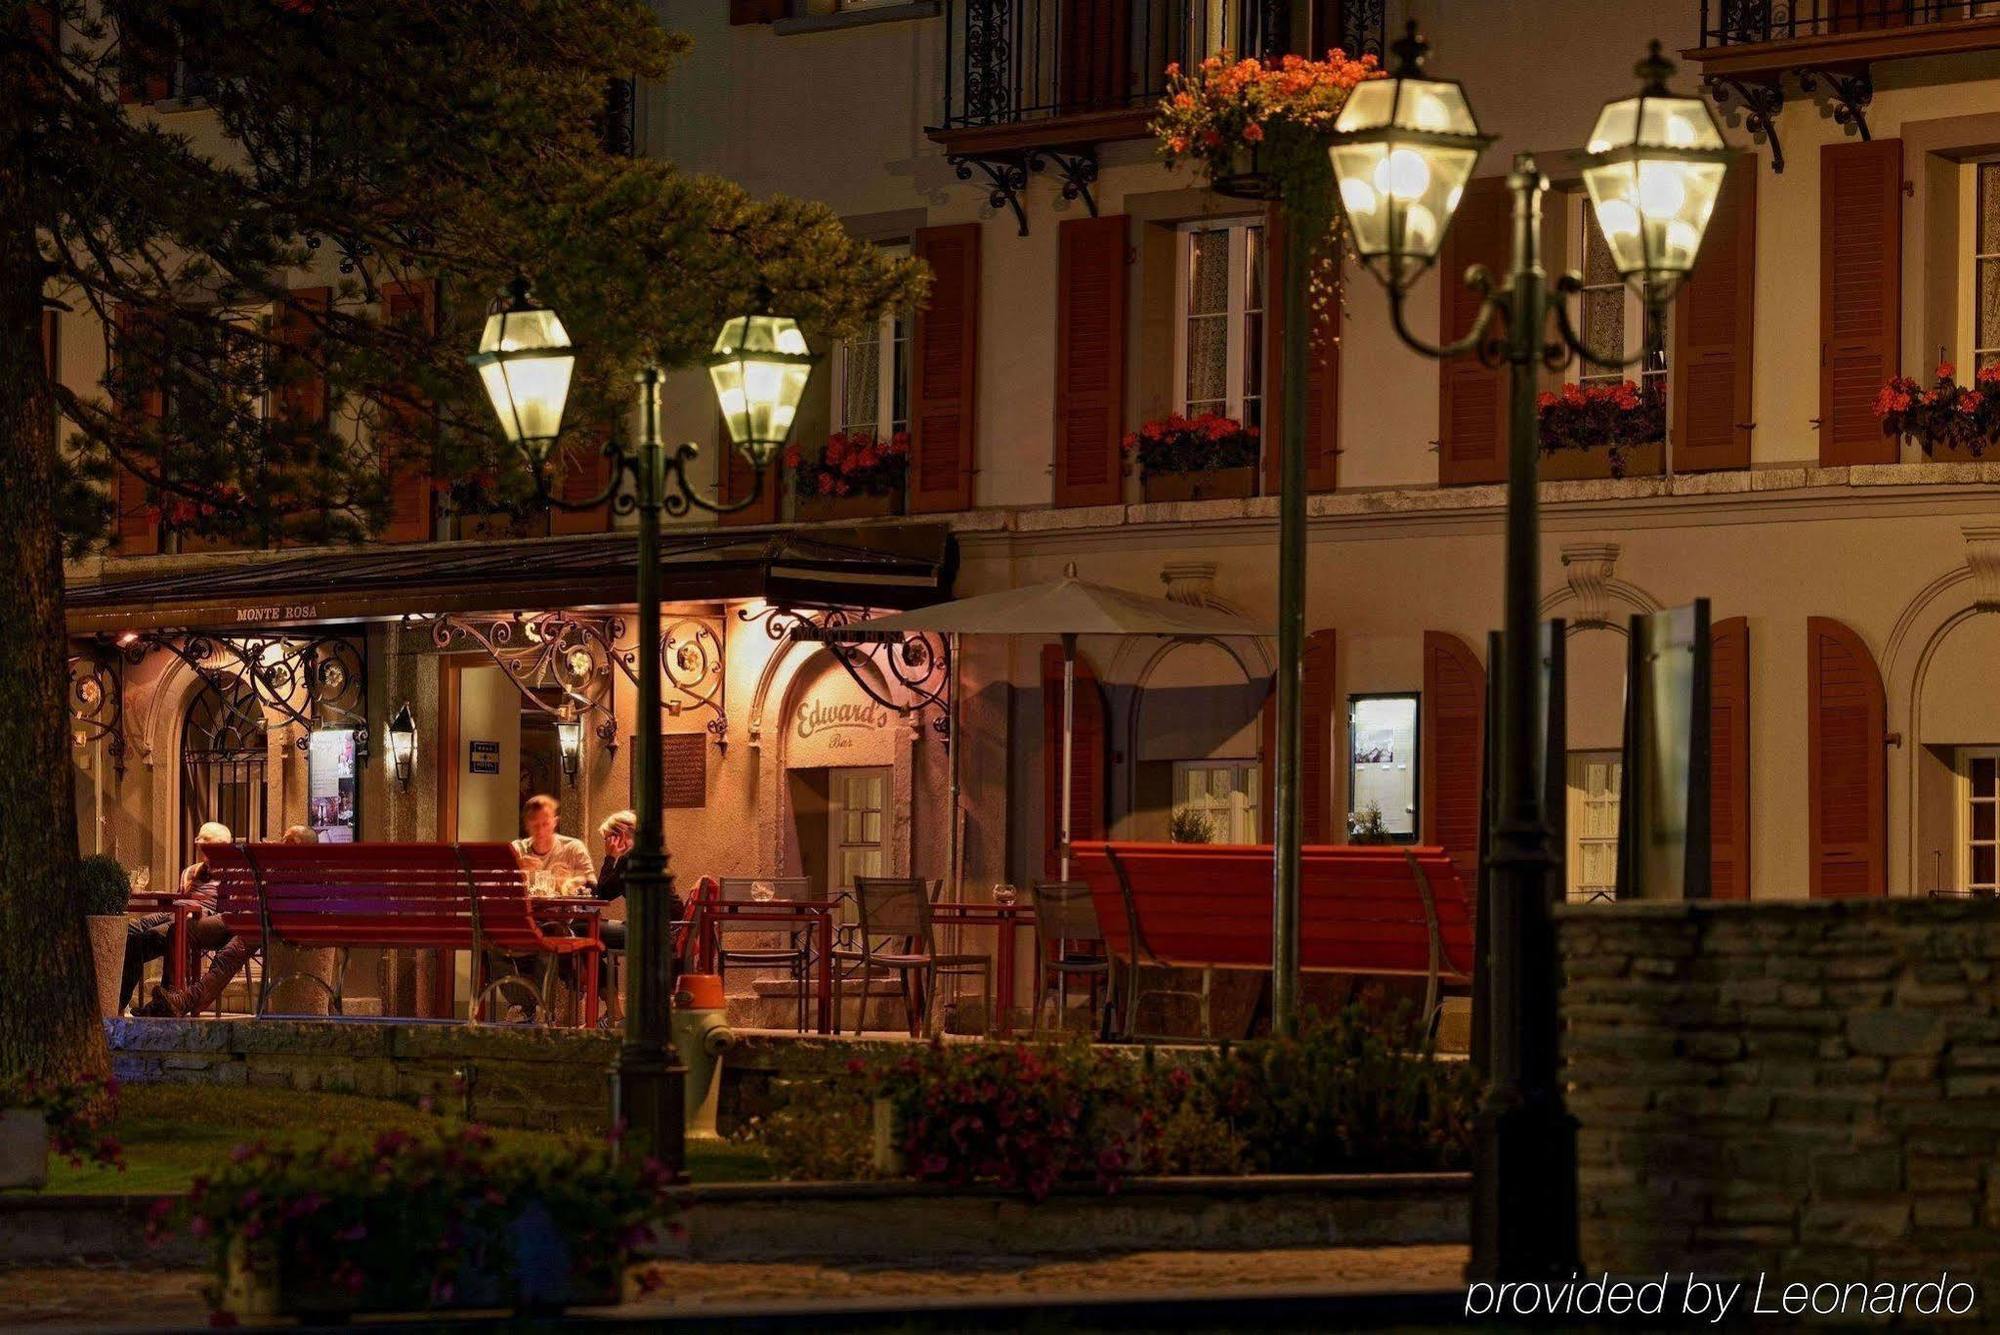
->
[180, 672, 269, 865]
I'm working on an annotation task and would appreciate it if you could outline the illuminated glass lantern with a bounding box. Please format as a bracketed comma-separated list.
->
[706, 312, 815, 469]
[1327, 22, 1492, 292]
[469, 278, 576, 456]
[556, 706, 584, 786]
[1579, 42, 1731, 303]
[387, 703, 418, 790]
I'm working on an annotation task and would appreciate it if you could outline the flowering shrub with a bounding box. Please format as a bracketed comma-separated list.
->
[1122, 412, 1259, 478]
[1153, 52, 1380, 183]
[154, 1125, 674, 1314]
[1536, 380, 1666, 478]
[784, 430, 908, 499]
[1, 1072, 124, 1172]
[1876, 361, 2000, 456]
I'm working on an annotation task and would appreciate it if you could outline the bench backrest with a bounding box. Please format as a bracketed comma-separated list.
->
[1069, 840, 1474, 981]
[208, 841, 546, 953]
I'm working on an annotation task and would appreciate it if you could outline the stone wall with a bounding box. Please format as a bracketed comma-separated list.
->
[1560, 898, 2000, 1290]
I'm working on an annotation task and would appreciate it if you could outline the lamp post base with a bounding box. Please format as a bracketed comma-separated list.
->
[613, 1041, 688, 1181]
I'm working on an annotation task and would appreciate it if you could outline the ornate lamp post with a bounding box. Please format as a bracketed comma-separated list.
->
[1326, 26, 1729, 1281]
[471, 277, 816, 1175]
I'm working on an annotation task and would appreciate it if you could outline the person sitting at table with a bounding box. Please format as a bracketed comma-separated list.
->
[120, 822, 236, 1014]
[512, 794, 593, 888]
[137, 825, 316, 1017]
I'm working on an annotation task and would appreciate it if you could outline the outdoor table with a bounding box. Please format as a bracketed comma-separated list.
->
[929, 901, 1036, 1037]
[127, 890, 197, 989]
[696, 899, 836, 1035]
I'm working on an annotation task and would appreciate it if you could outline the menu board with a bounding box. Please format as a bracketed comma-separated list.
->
[307, 728, 358, 844]
[632, 732, 708, 809]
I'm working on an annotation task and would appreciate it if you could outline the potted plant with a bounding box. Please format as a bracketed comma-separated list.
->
[1876, 360, 2000, 460]
[1536, 380, 1666, 480]
[786, 430, 908, 522]
[1126, 412, 1261, 502]
[159, 1125, 674, 1320]
[1168, 806, 1216, 844]
[77, 855, 131, 1020]
[0, 1073, 124, 1190]
[1153, 51, 1380, 202]
[1348, 802, 1393, 845]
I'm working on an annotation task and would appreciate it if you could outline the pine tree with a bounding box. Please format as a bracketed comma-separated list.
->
[1, 0, 924, 1082]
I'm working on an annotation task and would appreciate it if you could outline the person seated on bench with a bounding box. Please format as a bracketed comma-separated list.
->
[512, 793, 593, 890]
[120, 821, 236, 1015]
[137, 825, 317, 1017]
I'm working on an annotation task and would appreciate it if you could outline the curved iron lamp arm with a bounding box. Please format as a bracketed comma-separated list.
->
[1388, 266, 1507, 363]
[526, 435, 631, 514]
[657, 441, 769, 519]
[522, 433, 770, 519]
[1549, 272, 1666, 373]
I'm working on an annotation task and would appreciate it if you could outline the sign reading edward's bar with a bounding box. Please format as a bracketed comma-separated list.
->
[794, 698, 890, 739]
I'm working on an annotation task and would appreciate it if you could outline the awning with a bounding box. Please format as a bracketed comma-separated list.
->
[64, 521, 956, 634]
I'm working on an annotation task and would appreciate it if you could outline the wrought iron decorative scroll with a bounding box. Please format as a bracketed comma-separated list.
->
[127, 630, 366, 751]
[949, 152, 1033, 237]
[1703, 65, 1874, 175]
[67, 644, 128, 780]
[740, 604, 951, 733]
[1028, 147, 1100, 217]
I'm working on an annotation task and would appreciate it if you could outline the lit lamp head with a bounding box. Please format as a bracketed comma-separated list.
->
[469, 277, 576, 461]
[1579, 41, 1731, 305]
[555, 706, 584, 786]
[1327, 21, 1492, 292]
[387, 703, 417, 790]
[705, 309, 816, 470]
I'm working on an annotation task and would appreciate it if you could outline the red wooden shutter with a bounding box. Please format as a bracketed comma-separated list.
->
[273, 287, 329, 428]
[1262, 209, 1340, 495]
[1710, 616, 1752, 900]
[1673, 156, 1756, 472]
[378, 281, 436, 543]
[729, 0, 786, 24]
[111, 304, 161, 556]
[116, 18, 172, 103]
[550, 437, 613, 535]
[1259, 628, 1337, 844]
[910, 223, 979, 513]
[1053, 214, 1128, 508]
[1820, 138, 1902, 466]
[1807, 616, 1886, 899]
[1422, 631, 1486, 878]
[718, 407, 778, 526]
[1438, 177, 1511, 484]
[1042, 643, 1107, 876]
[1060, 0, 1132, 113]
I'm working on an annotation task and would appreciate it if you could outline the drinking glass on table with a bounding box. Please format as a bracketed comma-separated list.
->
[992, 883, 1017, 908]
[530, 869, 555, 898]
[750, 880, 775, 903]
[130, 866, 150, 895]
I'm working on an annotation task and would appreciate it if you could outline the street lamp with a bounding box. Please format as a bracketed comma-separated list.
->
[1328, 25, 1727, 1283]
[471, 278, 817, 1176]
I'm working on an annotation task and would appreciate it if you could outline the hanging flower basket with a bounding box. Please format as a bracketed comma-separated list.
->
[1876, 361, 2000, 457]
[1537, 381, 1666, 480]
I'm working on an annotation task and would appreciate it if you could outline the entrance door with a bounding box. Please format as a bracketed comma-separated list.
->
[180, 672, 269, 866]
[829, 766, 890, 894]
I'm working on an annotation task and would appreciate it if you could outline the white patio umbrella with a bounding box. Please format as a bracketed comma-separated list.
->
[833, 564, 1269, 884]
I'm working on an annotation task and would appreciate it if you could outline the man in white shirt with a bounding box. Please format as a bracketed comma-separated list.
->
[511, 793, 593, 888]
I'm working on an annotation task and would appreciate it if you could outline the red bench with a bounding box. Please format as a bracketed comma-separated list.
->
[1069, 840, 1475, 1037]
[206, 841, 603, 1025]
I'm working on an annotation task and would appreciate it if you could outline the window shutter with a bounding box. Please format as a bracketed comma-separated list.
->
[1673, 156, 1756, 472]
[1422, 631, 1486, 878]
[1053, 214, 1128, 508]
[1438, 176, 1511, 484]
[111, 305, 161, 556]
[1710, 616, 1751, 900]
[1059, 0, 1132, 113]
[718, 406, 778, 526]
[729, 0, 787, 24]
[1819, 138, 1902, 466]
[910, 223, 979, 513]
[1807, 615, 1886, 899]
[1258, 628, 1337, 844]
[549, 436, 613, 535]
[1042, 643, 1107, 876]
[378, 281, 435, 544]
[1262, 208, 1340, 495]
[273, 287, 329, 428]
[116, 19, 172, 103]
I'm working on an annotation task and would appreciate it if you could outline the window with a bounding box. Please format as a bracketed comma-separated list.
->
[1566, 750, 1622, 903]
[1348, 694, 1418, 841]
[1566, 192, 1666, 400]
[1172, 761, 1260, 844]
[830, 766, 888, 891]
[1967, 161, 2000, 373]
[1174, 218, 1265, 429]
[832, 243, 909, 439]
[1958, 748, 2000, 895]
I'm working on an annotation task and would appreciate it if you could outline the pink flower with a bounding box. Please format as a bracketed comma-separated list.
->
[1243, 122, 1265, 143]
[1939, 360, 1957, 380]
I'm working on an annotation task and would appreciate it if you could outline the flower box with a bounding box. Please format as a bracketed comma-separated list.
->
[1539, 440, 1663, 482]
[1877, 362, 2000, 459]
[1141, 466, 1257, 503]
[1537, 381, 1665, 480]
[796, 489, 904, 523]
[787, 430, 909, 522]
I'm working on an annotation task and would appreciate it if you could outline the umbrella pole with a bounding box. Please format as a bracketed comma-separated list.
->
[1061, 632, 1076, 882]
[946, 632, 961, 901]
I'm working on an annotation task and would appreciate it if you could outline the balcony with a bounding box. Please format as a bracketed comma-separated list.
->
[927, 0, 1384, 232]
[1689, 2, 2000, 171]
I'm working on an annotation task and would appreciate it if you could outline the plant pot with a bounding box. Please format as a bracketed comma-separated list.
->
[795, 489, 904, 523]
[871, 1098, 905, 1177]
[86, 915, 126, 1020]
[1141, 466, 1257, 503]
[0, 1108, 47, 1190]
[1209, 143, 1279, 202]
[221, 1203, 624, 1318]
[1538, 440, 1662, 482]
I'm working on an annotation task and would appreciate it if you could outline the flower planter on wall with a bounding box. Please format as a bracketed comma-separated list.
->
[1539, 441, 1663, 482]
[1141, 467, 1257, 503]
[0, 1109, 46, 1190]
[795, 490, 904, 524]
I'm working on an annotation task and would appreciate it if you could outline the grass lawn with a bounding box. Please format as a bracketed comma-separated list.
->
[20, 1084, 770, 1196]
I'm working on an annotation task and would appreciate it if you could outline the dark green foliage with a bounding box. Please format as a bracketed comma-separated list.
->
[75, 854, 131, 918]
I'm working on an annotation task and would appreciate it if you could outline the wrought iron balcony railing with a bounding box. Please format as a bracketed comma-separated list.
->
[934, 0, 1383, 137]
[1699, 0, 2000, 47]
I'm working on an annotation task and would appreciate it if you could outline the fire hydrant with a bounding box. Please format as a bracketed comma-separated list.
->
[671, 973, 734, 1139]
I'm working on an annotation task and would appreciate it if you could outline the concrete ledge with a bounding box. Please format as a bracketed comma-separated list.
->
[0, 1173, 1467, 1268]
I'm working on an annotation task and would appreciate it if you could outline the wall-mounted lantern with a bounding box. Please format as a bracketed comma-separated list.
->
[387, 703, 418, 790]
